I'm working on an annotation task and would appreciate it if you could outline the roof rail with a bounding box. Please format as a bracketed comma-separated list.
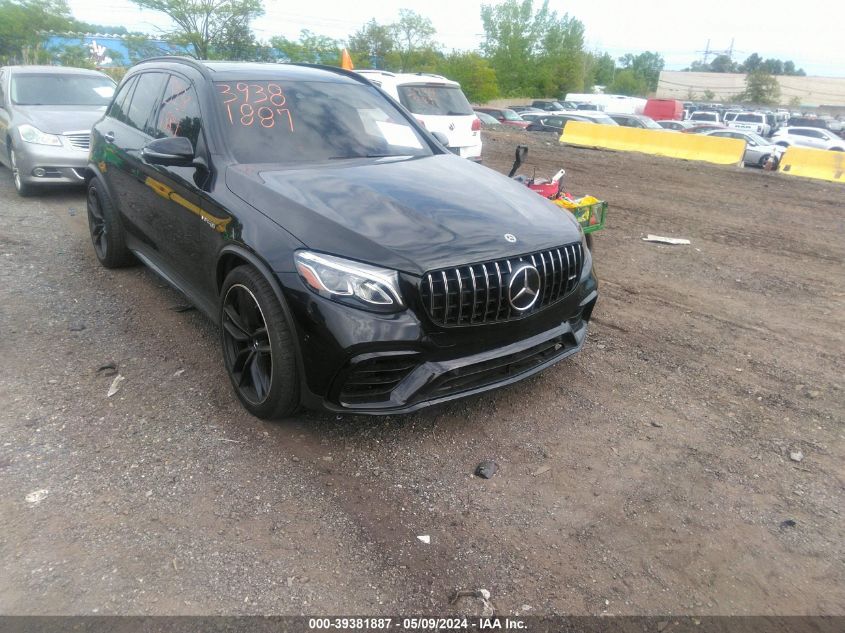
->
[287, 62, 372, 85]
[130, 55, 211, 77]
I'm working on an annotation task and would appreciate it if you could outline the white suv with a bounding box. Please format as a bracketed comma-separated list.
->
[728, 112, 771, 136]
[356, 70, 482, 161]
[771, 127, 845, 151]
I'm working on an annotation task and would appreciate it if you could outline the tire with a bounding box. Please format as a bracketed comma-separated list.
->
[758, 154, 771, 168]
[220, 265, 300, 419]
[9, 146, 35, 197]
[86, 179, 135, 268]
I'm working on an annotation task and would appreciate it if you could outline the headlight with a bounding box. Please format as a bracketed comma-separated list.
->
[18, 124, 62, 147]
[294, 251, 405, 313]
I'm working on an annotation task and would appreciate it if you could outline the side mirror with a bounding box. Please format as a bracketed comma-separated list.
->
[142, 136, 195, 166]
[431, 131, 450, 147]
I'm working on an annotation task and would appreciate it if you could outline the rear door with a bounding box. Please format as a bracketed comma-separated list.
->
[396, 82, 479, 155]
[109, 72, 170, 243]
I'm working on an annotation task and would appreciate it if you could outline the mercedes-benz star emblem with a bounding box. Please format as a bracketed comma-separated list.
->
[448, 122, 455, 131]
[508, 263, 541, 312]
[504, 233, 517, 243]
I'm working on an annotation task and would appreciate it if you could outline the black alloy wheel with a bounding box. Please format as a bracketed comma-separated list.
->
[219, 266, 299, 419]
[222, 283, 273, 405]
[87, 185, 108, 260]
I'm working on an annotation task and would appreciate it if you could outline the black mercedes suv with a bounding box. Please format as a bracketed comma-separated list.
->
[86, 57, 597, 418]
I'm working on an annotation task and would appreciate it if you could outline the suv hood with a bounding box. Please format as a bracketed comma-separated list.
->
[226, 154, 582, 276]
[14, 105, 106, 134]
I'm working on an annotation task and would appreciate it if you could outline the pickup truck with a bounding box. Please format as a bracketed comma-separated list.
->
[728, 112, 771, 136]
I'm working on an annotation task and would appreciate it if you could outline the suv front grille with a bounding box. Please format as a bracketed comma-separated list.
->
[420, 243, 583, 327]
[64, 132, 90, 150]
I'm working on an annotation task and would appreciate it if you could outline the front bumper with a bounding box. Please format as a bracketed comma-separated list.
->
[14, 138, 89, 186]
[279, 253, 598, 415]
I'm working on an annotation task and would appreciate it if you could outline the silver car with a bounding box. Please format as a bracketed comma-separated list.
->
[702, 129, 785, 167]
[0, 66, 115, 196]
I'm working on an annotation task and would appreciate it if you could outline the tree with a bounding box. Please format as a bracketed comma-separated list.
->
[740, 53, 762, 73]
[271, 29, 341, 64]
[436, 51, 499, 103]
[702, 89, 715, 101]
[480, 0, 586, 96]
[587, 52, 616, 87]
[0, 0, 77, 63]
[743, 69, 781, 105]
[618, 51, 664, 92]
[608, 69, 646, 96]
[709, 54, 738, 73]
[129, 0, 264, 60]
[348, 18, 395, 69]
[391, 9, 437, 72]
[788, 96, 802, 109]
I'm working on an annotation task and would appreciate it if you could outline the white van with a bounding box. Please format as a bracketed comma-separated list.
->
[356, 70, 482, 161]
[728, 112, 771, 136]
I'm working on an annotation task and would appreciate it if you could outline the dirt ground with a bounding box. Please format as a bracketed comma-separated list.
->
[0, 128, 843, 617]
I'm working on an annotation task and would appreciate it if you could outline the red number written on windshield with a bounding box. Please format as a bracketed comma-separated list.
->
[216, 83, 294, 132]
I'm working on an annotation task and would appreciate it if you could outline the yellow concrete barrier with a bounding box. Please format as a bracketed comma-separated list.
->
[778, 146, 845, 183]
[559, 121, 746, 165]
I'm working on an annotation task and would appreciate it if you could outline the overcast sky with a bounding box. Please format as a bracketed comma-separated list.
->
[67, 0, 845, 76]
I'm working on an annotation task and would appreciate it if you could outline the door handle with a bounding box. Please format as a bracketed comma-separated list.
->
[104, 131, 115, 143]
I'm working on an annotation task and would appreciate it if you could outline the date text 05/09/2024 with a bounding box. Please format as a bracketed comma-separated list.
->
[307, 617, 528, 630]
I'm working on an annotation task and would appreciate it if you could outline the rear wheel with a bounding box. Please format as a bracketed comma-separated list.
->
[9, 147, 35, 197]
[220, 266, 300, 419]
[86, 180, 135, 268]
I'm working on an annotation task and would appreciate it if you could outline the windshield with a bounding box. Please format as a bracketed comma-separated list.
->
[743, 132, 770, 145]
[397, 84, 472, 116]
[736, 113, 763, 123]
[591, 114, 617, 125]
[501, 109, 523, 121]
[691, 112, 717, 122]
[640, 117, 663, 129]
[214, 80, 433, 164]
[11, 74, 114, 106]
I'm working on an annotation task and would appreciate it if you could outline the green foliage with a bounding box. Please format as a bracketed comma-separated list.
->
[742, 69, 781, 105]
[584, 52, 615, 89]
[702, 89, 715, 101]
[618, 51, 663, 92]
[270, 29, 341, 64]
[0, 0, 75, 63]
[689, 52, 806, 77]
[347, 18, 395, 69]
[392, 9, 437, 72]
[129, 0, 264, 59]
[436, 51, 499, 103]
[608, 69, 646, 96]
[480, 0, 587, 97]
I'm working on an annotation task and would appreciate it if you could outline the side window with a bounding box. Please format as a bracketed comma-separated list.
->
[0, 70, 5, 104]
[126, 72, 167, 135]
[154, 74, 202, 148]
[791, 129, 809, 137]
[805, 130, 823, 139]
[108, 76, 137, 123]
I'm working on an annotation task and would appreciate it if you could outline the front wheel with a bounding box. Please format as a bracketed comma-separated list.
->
[220, 266, 300, 419]
[9, 147, 35, 197]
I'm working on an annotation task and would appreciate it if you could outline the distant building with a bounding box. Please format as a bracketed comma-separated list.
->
[42, 32, 185, 68]
[656, 71, 845, 111]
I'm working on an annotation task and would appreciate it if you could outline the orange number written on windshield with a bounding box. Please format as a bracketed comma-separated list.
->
[216, 83, 294, 132]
